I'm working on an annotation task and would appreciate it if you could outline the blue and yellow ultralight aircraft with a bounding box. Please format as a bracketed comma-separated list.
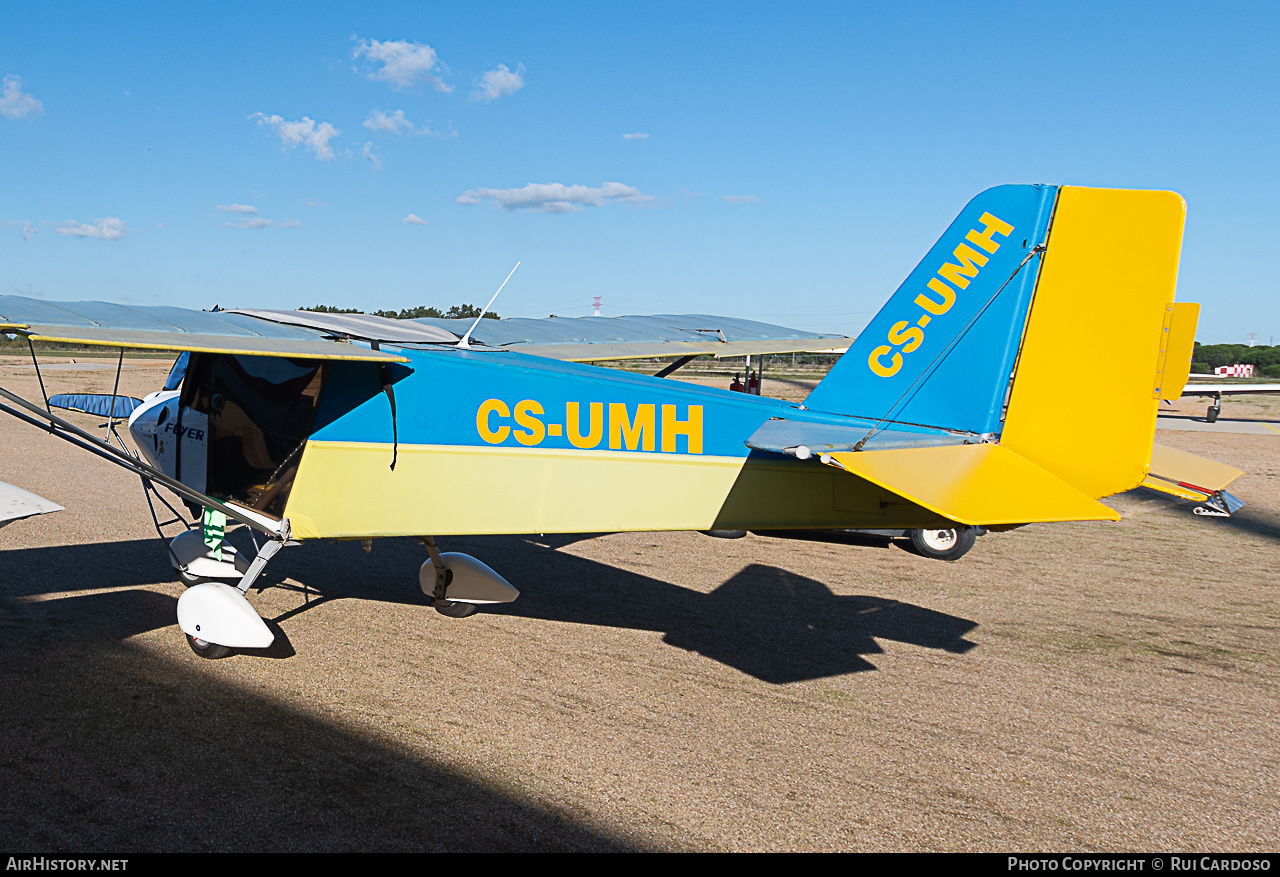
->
[0, 184, 1244, 658]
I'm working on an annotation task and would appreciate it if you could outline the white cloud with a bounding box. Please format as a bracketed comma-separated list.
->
[457, 182, 652, 214]
[55, 217, 127, 239]
[361, 141, 383, 171]
[305, 199, 327, 208]
[622, 132, 649, 140]
[402, 213, 430, 225]
[471, 63, 524, 102]
[363, 108, 457, 139]
[0, 75, 43, 120]
[249, 113, 341, 160]
[422, 120, 458, 139]
[1, 220, 37, 240]
[216, 209, 297, 229]
[723, 195, 760, 204]
[353, 38, 451, 92]
[364, 108, 415, 133]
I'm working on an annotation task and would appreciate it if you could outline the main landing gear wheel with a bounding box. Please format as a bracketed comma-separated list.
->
[433, 599, 478, 618]
[185, 633, 233, 660]
[1206, 404, 1220, 423]
[909, 526, 976, 561]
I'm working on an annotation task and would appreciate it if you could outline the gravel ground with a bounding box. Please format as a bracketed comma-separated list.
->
[0, 357, 1276, 852]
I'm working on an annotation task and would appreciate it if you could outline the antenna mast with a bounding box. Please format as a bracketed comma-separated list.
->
[457, 261, 520, 349]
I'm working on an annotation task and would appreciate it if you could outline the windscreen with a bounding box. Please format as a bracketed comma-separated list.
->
[181, 353, 328, 517]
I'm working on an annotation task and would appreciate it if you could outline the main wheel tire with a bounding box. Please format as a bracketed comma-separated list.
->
[908, 526, 977, 561]
[433, 599, 479, 618]
[186, 633, 233, 660]
[1206, 406, 1220, 423]
[700, 530, 748, 539]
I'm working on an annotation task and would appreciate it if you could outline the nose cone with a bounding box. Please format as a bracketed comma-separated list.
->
[128, 391, 179, 471]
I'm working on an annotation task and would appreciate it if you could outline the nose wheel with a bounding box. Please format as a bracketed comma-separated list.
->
[433, 600, 479, 618]
[186, 633, 233, 660]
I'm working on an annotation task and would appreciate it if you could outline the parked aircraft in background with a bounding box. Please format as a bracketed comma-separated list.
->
[1178, 383, 1280, 422]
[0, 184, 1244, 659]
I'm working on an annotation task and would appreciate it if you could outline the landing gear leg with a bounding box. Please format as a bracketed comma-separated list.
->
[417, 536, 477, 618]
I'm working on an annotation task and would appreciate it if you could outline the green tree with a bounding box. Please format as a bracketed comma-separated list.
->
[371, 304, 500, 320]
[373, 305, 445, 319]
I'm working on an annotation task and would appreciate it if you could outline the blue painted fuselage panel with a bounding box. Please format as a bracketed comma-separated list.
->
[311, 347, 957, 457]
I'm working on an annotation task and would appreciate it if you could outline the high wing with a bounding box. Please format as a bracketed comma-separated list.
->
[0, 296, 407, 363]
[228, 309, 849, 361]
[0, 295, 845, 364]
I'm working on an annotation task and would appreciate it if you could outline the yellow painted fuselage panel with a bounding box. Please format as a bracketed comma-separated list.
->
[283, 441, 957, 540]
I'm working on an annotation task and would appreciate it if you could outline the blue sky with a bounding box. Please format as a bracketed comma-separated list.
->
[2, 1, 1277, 342]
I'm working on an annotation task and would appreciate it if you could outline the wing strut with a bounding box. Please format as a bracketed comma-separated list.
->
[654, 355, 698, 378]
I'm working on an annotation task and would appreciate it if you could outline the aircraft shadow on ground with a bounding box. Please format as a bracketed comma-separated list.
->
[2, 530, 979, 685]
[0, 541, 637, 852]
[260, 532, 979, 683]
[460, 535, 979, 683]
[1134, 487, 1280, 545]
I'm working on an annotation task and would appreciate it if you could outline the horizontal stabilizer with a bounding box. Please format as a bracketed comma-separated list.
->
[48, 393, 142, 418]
[822, 444, 1120, 526]
[746, 417, 968, 456]
[1141, 443, 1243, 502]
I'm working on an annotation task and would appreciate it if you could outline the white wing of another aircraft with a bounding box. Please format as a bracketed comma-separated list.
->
[0, 481, 64, 529]
[1180, 383, 1280, 422]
